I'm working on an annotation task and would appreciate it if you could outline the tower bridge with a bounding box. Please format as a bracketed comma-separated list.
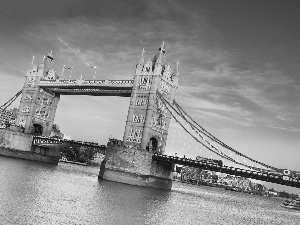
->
[0, 42, 299, 190]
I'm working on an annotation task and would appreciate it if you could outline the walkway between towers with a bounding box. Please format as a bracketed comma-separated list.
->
[37, 78, 134, 97]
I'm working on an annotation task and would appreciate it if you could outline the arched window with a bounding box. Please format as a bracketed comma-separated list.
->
[32, 124, 43, 136]
[146, 137, 158, 152]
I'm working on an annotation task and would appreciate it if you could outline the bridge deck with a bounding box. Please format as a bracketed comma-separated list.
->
[152, 154, 300, 188]
[38, 79, 134, 96]
[32, 136, 106, 154]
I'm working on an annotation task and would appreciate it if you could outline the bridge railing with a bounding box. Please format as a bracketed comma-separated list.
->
[32, 136, 106, 151]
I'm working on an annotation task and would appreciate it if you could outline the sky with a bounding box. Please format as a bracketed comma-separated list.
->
[0, 0, 299, 192]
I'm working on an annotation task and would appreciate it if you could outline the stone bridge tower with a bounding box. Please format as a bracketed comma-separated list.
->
[16, 52, 60, 136]
[99, 43, 179, 189]
[123, 42, 179, 154]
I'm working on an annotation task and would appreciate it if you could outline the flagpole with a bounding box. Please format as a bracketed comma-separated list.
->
[91, 66, 97, 82]
[70, 67, 73, 82]
[61, 65, 65, 80]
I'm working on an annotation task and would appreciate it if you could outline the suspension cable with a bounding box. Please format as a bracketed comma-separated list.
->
[172, 100, 278, 171]
[0, 90, 22, 111]
[157, 92, 277, 171]
[157, 93, 232, 161]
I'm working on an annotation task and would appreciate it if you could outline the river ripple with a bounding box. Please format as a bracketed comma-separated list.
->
[0, 156, 299, 225]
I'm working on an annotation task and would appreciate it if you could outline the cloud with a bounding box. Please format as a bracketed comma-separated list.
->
[176, 50, 300, 133]
[1, 0, 299, 138]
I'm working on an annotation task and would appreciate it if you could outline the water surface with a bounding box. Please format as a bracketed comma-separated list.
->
[0, 156, 299, 224]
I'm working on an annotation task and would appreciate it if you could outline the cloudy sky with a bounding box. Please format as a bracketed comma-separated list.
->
[1, 0, 299, 191]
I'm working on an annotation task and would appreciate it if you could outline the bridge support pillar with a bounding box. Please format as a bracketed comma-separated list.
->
[98, 139, 174, 190]
[0, 129, 60, 164]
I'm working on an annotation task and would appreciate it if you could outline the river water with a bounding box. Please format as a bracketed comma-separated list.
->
[0, 156, 299, 225]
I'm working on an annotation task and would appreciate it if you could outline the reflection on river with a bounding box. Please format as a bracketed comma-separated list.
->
[0, 156, 299, 225]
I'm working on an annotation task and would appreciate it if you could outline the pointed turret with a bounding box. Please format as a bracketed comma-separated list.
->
[44, 50, 54, 70]
[27, 56, 35, 69]
[139, 48, 145, 65]
[26, 56, 38, 76]
[38, 55, 46, 71]
[135, 48, 146, 75]
[47, 50, 53, 61]
[39, 51, 53, 69]
[152, 41, 167, 67]
[37, 51, 56, 79]
[59, 65, 65, 80]
[152, 42, 167, 75]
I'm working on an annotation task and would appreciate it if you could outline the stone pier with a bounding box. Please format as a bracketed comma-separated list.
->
[0, 129, 60, 164]
[99, 139, 174, 189]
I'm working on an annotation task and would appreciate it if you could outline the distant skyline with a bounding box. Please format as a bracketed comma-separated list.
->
[0, 0, 299, 192]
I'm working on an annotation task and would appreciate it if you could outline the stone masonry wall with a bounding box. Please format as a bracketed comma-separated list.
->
[104, 140, 152, 176]
[99, 140, 174, 189]
[0, 129, 32, 151]
[0, 147, 59, 164]
[150, 161, 174, 180]
[0, 129, 60, 164]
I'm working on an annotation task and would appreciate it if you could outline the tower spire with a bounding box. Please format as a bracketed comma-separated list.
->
[60, 65, 65, 79]
[159, 41, 165, 54]
[27, 56, 35, 71]
[138, 48, 145, 65]
[153, 41, 167, 68]
[171, 60, 180, 86]
[47, 50, 53, 61]
[175, 60, 179, 74]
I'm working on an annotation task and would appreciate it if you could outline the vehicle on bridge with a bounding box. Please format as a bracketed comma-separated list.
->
[196, 156, 223, 167]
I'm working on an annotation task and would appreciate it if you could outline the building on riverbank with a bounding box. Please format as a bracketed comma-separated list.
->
[0, 108, 18, 128]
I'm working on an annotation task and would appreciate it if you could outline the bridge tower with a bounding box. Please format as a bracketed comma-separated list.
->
[123, 42, 179, 153]
[15, 52, 60, 136]
[99, 43, 179, 189]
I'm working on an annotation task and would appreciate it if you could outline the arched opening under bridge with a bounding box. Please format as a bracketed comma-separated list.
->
[32, 124, 43, 136]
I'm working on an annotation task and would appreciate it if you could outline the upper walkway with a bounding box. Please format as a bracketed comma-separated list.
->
[38, 79, 134, 97]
